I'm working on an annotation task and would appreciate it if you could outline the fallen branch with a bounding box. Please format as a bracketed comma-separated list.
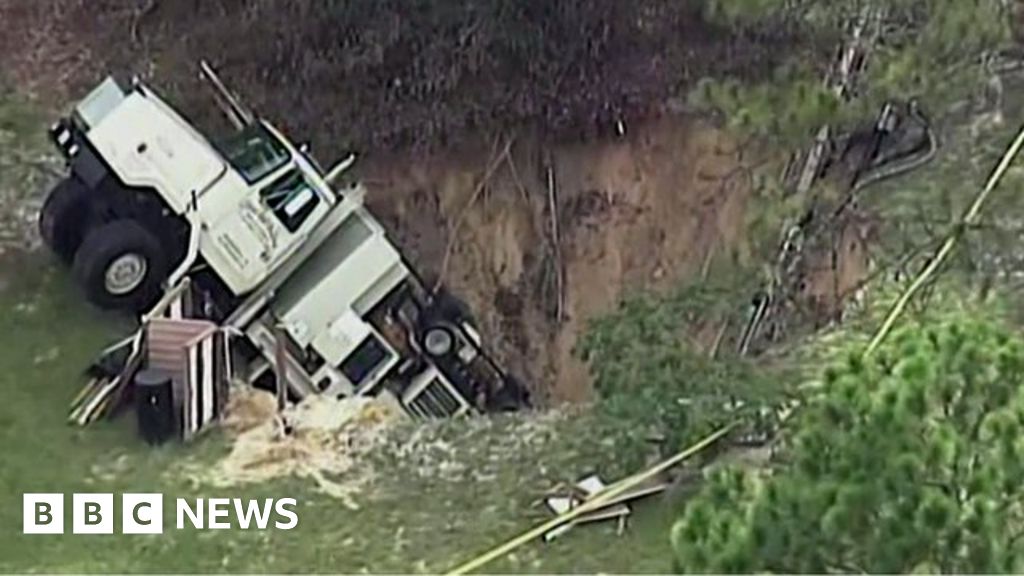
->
[130, 0, 159, 46]
[700, 244, 716, 282]
[709, 318, 731, 360]
[546, 156, 565, 323]
[505, 151, 531, 209]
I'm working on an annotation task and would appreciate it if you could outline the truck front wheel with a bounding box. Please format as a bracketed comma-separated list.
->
[72, 220, 168, 313]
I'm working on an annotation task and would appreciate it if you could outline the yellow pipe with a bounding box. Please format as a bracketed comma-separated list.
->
[864, 123, 1024, 357]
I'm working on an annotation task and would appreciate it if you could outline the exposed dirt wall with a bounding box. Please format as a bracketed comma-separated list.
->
[363, 117, 752, 401]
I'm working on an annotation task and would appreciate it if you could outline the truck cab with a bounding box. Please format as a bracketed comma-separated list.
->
[198, 121, 337, 295]
[46, 77, 341, 306]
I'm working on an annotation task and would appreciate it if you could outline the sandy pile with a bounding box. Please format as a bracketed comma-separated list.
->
[189, 387, 401, 508]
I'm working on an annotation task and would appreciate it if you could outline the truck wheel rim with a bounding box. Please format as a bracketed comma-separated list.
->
[424, 327, 453, 357]
[105, 253, 148, 295]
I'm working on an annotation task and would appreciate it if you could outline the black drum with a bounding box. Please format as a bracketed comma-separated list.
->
[134, 370, 176, 445]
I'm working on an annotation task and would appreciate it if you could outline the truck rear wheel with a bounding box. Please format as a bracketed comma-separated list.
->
[39, 178, 91, 263]
[72, 220, 168, 313]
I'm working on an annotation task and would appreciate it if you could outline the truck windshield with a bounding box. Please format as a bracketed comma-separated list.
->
[215, 124, 290, 183]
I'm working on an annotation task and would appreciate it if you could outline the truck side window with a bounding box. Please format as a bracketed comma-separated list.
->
[260, 169, 321, 232]
[339, 332, 395, 391]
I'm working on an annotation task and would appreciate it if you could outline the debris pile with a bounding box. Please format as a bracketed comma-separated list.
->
[541, 473, 671, 542]
[385, 408, 574, 484]
[187, 388, 400, 507]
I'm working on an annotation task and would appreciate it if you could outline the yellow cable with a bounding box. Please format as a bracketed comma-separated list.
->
[864, 122, 1024, 357]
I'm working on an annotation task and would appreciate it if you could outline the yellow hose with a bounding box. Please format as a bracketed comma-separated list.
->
[864, 122, 1024, 357]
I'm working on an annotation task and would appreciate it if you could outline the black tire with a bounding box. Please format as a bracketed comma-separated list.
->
[39, 178, 92, 263]
[72, 220, 169, 313]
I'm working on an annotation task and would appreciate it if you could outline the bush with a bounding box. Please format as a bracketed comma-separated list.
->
[672, 311, 1024, 573]
[578, 270, 791, 460]
[691, 0, 1011, 144]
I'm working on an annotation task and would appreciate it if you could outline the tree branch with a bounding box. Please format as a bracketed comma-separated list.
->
[434, 135, 514, 293]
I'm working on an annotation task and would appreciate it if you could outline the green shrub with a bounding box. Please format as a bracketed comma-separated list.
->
[81, 0, 800, 150]
[578, 269, 790, 460]
[693, 0, 1011, 142]
[673, 311, 1024, 573]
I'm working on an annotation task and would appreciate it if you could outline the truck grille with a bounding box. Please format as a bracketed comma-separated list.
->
[405, 376, 469, 418]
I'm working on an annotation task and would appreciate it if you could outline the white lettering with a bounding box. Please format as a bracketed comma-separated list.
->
[22, 494, 297, 533]
[176, 498, 204, 529]
[208, 498, 231, 529]
[274, 498, 298, 530]
[233, 499, 274, 530]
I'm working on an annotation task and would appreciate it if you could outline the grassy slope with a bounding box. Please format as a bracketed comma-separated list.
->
[0, 93, 681, 574]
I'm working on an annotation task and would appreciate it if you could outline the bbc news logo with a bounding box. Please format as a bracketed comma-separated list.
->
[23, 494, 298, 534]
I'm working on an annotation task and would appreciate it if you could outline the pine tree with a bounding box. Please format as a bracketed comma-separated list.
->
[673, 314, 1024, 573]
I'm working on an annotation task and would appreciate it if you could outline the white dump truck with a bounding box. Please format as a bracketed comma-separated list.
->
[42, 63, 529, 426]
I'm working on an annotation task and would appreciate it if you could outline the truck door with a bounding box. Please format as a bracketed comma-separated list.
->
[204, 166, 328, 293]
[255, 167, 329, 266]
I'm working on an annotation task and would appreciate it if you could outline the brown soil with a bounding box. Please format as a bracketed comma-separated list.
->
[793, 211, 876, 328]
[363, 117, 752, 402]
[0, 0, 98, 101]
